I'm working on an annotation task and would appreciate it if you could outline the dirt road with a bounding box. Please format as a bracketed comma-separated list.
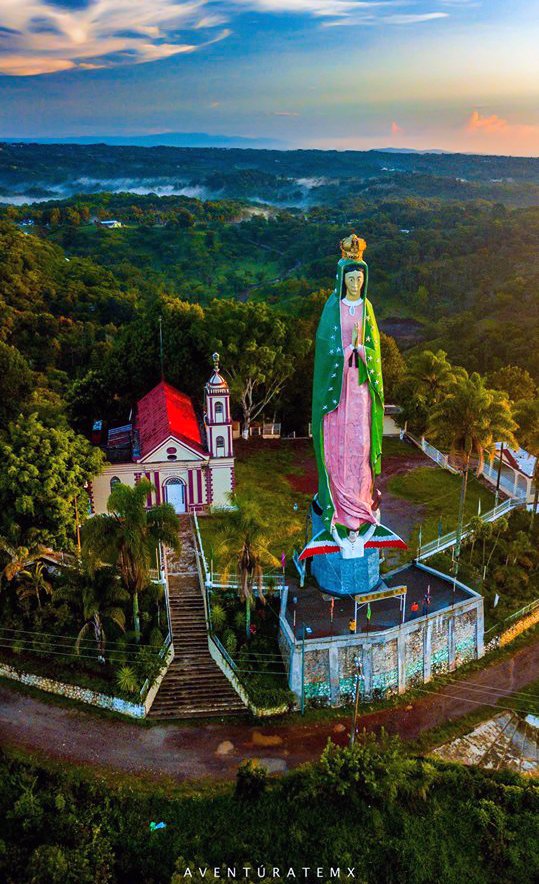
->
[1, 639, 537, 782]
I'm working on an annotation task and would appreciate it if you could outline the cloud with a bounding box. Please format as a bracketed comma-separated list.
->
[464, 110, 539, 154]
[273, 110, 299, 116]
[383, 12, 448, 23]
[0, 0, 230, 75]
[320, 4, 449, 26]
[391, 120, 402, 135]
[0, 0, 455, 76]
[466, 110, 508, 133]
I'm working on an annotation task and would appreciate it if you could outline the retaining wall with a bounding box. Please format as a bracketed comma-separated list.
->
[281, 595, 484, 706]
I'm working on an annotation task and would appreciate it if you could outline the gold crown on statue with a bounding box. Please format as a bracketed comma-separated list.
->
[340, 233, 367, 261]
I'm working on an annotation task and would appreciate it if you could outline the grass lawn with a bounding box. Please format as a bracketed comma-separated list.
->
[388, 466, 496, 556]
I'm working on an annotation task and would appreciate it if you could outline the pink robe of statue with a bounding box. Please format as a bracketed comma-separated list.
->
[323, 300, 375, 530]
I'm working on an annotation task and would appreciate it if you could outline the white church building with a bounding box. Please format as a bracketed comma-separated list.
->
[90, 356, 235, 515]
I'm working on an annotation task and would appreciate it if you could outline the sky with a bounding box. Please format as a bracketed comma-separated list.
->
[0, 0, 538, 155]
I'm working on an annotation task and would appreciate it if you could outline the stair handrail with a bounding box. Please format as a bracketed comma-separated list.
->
[192, 511, 210, 585]
[159, 541, 174, 650]
[190, 514, 213, 632]
[211, 632, 239, 675]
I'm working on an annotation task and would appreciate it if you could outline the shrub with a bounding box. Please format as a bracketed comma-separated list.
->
[235, 760, 268, 801]
[211, 603, 227, 633]
[116, 665, 139, 695]
[149, 626, 164, 648]
[234, 610, 246, 632]
[223, 629, 237, 657]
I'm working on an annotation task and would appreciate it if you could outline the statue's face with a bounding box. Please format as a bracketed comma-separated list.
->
[344, 269, 365, 301]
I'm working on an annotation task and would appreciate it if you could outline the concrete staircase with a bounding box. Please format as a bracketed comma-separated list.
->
[148, 517, 247, 720]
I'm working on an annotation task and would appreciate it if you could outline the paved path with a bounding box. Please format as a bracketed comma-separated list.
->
[1, 639, 537, 782]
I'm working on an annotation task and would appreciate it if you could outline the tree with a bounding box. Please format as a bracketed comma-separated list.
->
[0, 341, 33, 428]
[0, 413, 104, 549]
[487, 365, 536, 404]
[316, 730, 434, 807]
[16, 561, 53, 610]
[214, 495, 280, 636]
[0, 538, 48, 584]
[54, 565, 128, 662]
[428, 372, 517, 549]
[379, 332, 405, 402]
[514, 398, 539, 527]
[82, 479, 180, 641]
[395, 349, 465, 436]
[201, 299, 310, 438]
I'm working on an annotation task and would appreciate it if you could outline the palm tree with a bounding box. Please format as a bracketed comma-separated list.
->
[514, 398, 539, 529]
[16, 561, 53, 610]
[0, 539, 48, 586]
[428, 371, 517, 555]
[214, 495, 280, 637]
[408, 349, 466, 402]
[397, 349, 466, 436]
[81, 479, 180, 642]
[55, 566, 128, 663]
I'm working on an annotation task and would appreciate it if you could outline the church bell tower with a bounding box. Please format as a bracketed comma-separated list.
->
[205, 352, 233, 459]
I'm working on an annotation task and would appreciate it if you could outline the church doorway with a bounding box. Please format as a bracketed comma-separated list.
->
[164, 477, 187, 514]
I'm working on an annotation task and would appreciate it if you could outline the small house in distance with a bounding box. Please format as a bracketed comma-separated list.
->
[95, 219, 122, 229]
[90, 358, 234, 515]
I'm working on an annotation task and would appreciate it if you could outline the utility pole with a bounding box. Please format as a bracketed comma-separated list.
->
[495, 442, 504, 506]
[349, 656, 362, 748]
[158, 315, 164, 380]
[74, 495, 81, 558]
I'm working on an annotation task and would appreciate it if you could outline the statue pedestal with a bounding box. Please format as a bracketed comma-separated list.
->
[310, 509, 380, 598]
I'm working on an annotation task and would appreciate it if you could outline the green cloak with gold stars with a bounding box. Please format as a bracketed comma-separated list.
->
[312, 257, 384, 532]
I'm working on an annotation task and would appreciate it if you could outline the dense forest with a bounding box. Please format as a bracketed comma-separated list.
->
[1, 735, 538, 883]
[3, 142, 539, 206]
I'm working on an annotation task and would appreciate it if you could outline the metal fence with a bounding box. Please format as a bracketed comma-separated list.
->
[484, 598, 539, 642]
[191, 511, 286, 595]
[405, 432, 460, 474]
[417, 496, 525, 560]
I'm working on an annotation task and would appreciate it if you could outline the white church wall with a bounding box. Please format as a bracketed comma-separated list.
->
[209, 460, 235, 507]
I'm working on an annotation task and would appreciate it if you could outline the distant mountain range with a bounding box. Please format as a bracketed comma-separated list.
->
[4, 132, 282, 149]
[373, 147, 449, 155]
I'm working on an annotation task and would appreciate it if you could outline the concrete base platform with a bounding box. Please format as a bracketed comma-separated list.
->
[279, 562, 484, 707]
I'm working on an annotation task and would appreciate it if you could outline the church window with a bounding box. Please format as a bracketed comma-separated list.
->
[215, 402, 224, 423]
[110, 476, 121, 491]
[216, 435, 225, 456]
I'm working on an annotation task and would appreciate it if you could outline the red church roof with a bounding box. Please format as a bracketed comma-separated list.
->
[136, 381, 206, 458]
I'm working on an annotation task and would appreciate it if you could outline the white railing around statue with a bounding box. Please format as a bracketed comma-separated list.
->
[417, 497, 525, 560]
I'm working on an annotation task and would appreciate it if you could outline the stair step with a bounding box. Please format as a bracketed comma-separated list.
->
[149, 527, 249, 721]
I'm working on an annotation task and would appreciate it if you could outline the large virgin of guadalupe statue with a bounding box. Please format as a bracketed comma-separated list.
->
[300, 235, 405, 590]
